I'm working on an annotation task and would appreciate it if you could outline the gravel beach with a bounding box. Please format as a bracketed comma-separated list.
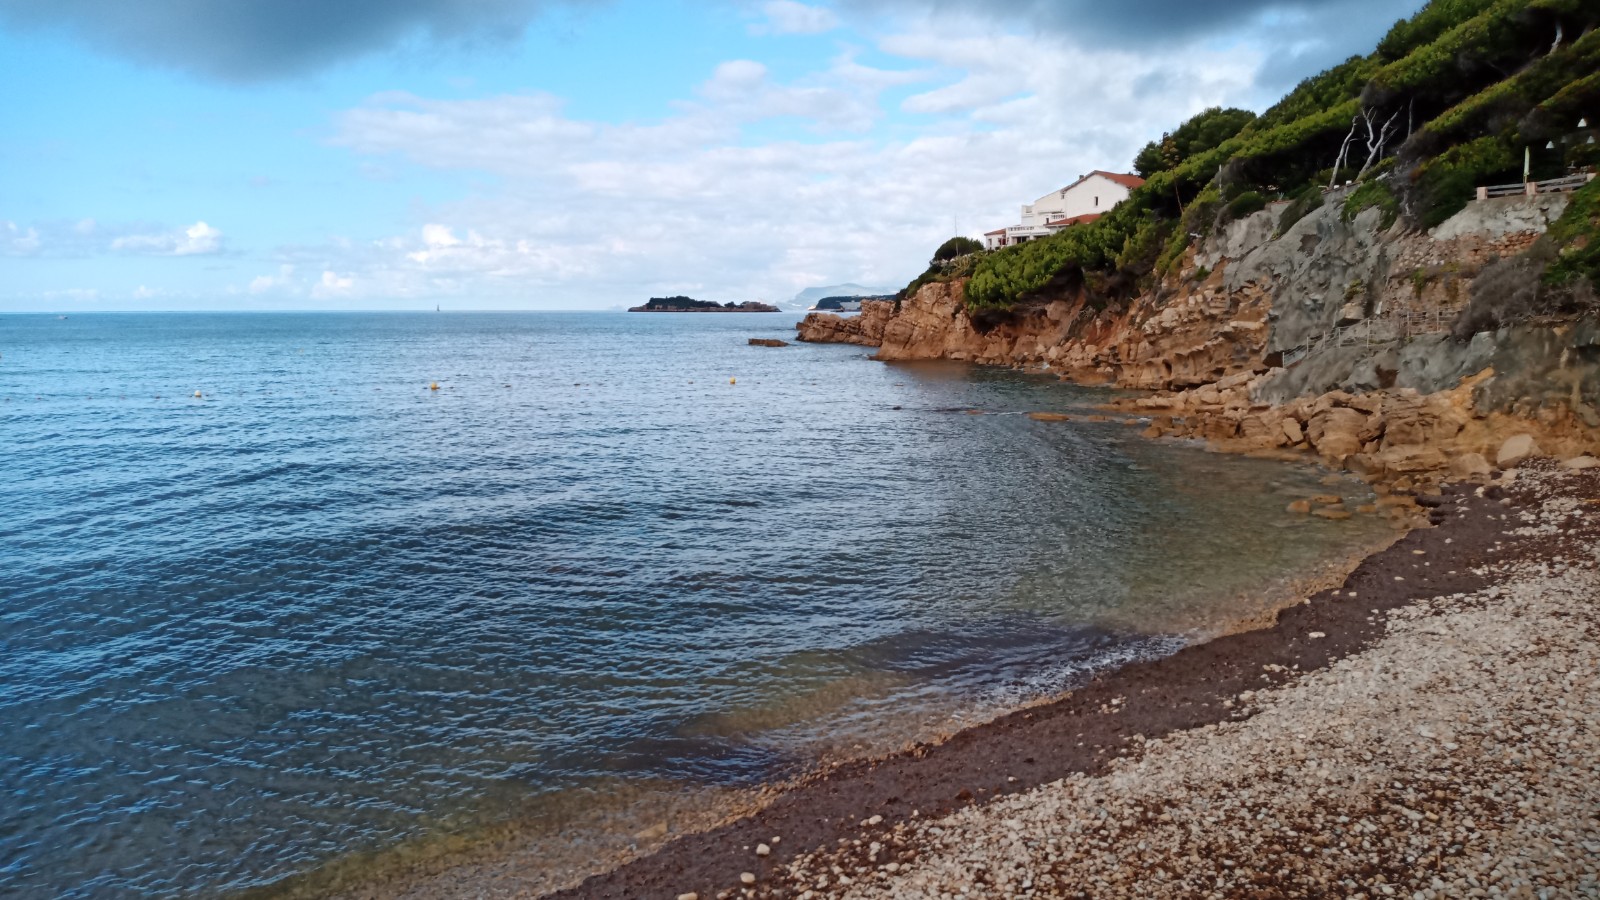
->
[550, 461, 1598, 899]
[780, 464, 1600, 899]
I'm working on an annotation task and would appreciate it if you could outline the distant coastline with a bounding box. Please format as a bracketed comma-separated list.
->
[628, 295, 779, 313]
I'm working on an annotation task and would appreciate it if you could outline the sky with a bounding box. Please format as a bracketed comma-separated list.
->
[0, 0, 1428, 311]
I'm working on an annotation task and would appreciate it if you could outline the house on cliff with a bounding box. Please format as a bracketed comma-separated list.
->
[982, 171, 1145, 250]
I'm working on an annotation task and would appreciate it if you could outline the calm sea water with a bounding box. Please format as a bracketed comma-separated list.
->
[1, 312, 1385, 897]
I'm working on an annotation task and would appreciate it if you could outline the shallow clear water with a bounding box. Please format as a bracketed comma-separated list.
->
[0, 312, 1386, 897]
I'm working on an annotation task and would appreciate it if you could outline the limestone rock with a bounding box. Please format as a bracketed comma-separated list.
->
[1377, 444, 1449, 474]
[1562, 456, 1600, 470]
[1306, 407, 1370, 461]
[1451, 453, 1493, 478]
[1281, 418, 1304, 445]
[1496, 434, 1542, 469]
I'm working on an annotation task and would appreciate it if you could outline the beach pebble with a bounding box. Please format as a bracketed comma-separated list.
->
[755, 843, 771, 857]
[740, 872, 756, 885]
[764, 468, 1600, 900]
[677, 893, 699, 900]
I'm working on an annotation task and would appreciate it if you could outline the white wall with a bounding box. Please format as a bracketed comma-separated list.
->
[1019, 174, 1135, 225]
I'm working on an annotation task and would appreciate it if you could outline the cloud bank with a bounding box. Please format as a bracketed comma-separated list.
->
[0, 0, 601, 81]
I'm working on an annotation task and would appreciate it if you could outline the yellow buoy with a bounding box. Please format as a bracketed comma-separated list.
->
[729, 377, 736, 385]
[429, 382, 440, 391]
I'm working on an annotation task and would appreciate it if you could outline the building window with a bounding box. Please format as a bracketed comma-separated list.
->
[1094, 196, 1100, 207]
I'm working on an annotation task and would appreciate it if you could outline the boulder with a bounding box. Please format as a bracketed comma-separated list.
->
[1281, 418, 1305, 444]
[1238, 413, 1287, 448]
[748, 338, 789, 347]
[1287, 499, 1312, 514]
[1376, 444, 1449, 474]
[1496, 434, 1542, 469]
[1028, 412, 1072, 422]
[1306, 407, 1370, 461]
[1451, 452, 1493, 478]
[1381, 395, 1462, 447]
[1313, 507, 1353, 520]
[1562, 456, 1600, 470]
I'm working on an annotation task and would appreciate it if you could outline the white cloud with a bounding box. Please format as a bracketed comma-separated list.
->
[752, 1, 840, 35]
[288, 15, 1262, 307]
[4, 221, 42, 255]
[41, 287, 101, 301]
[247, 264, 296, 294]
[110, 220, 226, 256]
[307, 270, 358, 299]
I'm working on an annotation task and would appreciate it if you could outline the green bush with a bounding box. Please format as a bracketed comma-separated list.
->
[1545, 177, 1600, 286]
[1276, 184, 1327, 234]
[933, 236, 983, 261]
[1224, 190, 1268, 221]
[1133, 107, 1257, 177]
[1376, 0, 1499, 60]
[1414, 134, 1520, 229]
[950, 0, 1598, 311]
[1342, 178, 1402, 229]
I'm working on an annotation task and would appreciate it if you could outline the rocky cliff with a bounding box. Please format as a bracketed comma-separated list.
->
[797, 188, 1599, 496]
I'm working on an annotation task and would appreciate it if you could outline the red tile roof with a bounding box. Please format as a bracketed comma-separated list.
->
[1094, 170, 1146, 190]
[984, 228, 1008, 235]
[1058, 170, 1146, 194]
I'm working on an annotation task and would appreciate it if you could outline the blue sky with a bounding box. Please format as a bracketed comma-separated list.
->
[0, 0, 1426, 310]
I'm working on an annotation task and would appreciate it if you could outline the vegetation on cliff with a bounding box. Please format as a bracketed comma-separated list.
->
[955, 0, 1600, 315]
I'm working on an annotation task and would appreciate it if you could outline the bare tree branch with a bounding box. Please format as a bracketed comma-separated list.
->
[1329, 115, 1361, 190]
[1357, 107, 1403, 179]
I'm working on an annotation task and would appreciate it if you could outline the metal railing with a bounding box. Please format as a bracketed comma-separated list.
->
[1282, 303, 1459, 368]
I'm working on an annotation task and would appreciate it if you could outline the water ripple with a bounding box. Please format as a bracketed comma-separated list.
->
[0, 312, 1386, 897]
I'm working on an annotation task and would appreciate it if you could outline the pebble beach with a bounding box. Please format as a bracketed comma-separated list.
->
[545, 461, 1599, 899]
[782, 464, 1600, 899]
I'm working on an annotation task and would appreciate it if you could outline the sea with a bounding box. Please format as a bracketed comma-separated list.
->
[0, 311, 1389, 897]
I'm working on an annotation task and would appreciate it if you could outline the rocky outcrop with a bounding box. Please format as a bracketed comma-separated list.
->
[797, 189, 1598, 490]
[795, 299, 894, 346]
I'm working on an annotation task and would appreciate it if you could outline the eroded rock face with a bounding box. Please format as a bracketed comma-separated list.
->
[793, 188, 1600, 478]
[795, 300, 893, 346]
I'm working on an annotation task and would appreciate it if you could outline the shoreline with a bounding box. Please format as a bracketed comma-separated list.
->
[308, 421, 1403, 900]
[538, 460, 1594, 898]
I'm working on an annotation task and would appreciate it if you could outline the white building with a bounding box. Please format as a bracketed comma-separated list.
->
[983, 170, 1146, 250]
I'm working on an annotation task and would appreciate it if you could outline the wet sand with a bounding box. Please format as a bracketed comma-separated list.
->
[534, 462, 1595, 899]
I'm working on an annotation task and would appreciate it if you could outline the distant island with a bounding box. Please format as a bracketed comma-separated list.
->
[628, 296, 780, 313]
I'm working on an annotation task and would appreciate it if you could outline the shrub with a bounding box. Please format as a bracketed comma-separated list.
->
[1224, 190, 1268, 221]
[1133, 107, 1257, 177]
[1376, 0, 1499, 60]
[1452, 251, 1551, 338]
[1413, 134, 1519, 229]
[933, 236, 983, 262]
[1276, 184, 1327, 234]
[1342, 178, 1402, 230]
[1545, 177, 1600, 287]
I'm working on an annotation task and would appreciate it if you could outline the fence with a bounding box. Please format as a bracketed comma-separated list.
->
[1475, 171, 1594, 201]
[1281, 303, 1459, 368]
